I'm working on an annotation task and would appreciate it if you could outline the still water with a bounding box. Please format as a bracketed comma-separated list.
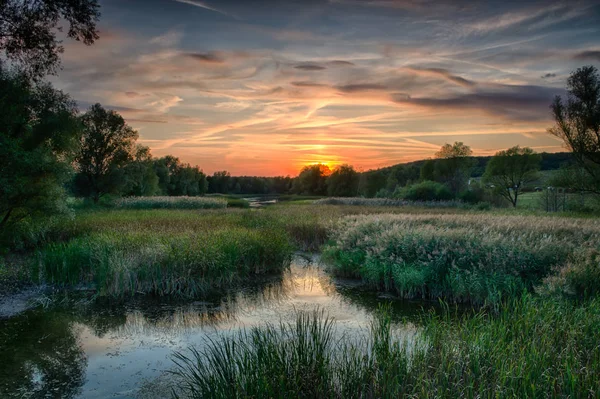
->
[0, 256, 437, 398]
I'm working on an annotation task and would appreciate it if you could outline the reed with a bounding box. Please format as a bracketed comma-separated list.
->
[114, 196, 227, 209]
[172, 297, 600, 398]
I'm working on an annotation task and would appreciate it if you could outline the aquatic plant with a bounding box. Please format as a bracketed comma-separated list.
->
[172, 297, 600, 398]
[323, 213, 600, 305]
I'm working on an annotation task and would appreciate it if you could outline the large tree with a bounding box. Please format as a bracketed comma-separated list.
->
[293, 164, 331, 196]
[550, 65, 600, 193]
[0, 0, 100, 78]
[0, 67, 80, 230]
[123, 145, 160, 197]
[433, 141, 474, 195]
[483, 146, 541, 208]
[327, 164, 359, 197]
[74, 104, 138, 203]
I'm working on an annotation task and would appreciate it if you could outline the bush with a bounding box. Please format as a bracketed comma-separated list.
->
[398, 181, 453, 201]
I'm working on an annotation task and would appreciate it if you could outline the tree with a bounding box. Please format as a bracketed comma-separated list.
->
[0, 0, 100, 78]
[434, 141, 474, 195]
[74, 104, 138, 203]
[0, 67, 80, 230]
[293, 164, 331, 195]
[327, 164, 359, 197]
[208, 171, 231, 194]
[123, 146, 159, 196]
[483, 146, 541, 207]
[549, 66, 600, 193]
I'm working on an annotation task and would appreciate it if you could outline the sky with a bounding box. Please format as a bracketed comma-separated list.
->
[53, 0, 600, 176]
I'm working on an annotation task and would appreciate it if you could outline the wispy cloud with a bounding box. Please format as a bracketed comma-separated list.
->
[172, 0, 237, 18]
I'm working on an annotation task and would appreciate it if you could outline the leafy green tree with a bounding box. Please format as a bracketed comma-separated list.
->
[483, 146, 541, 207]
[327, 164, 359, 197]
[123, 146, 159, 196]
[0, 0, 100, 78]
[153, 155, 180, 195]
[398, 181, 453, 201]
[358, 170, 387, 197]
[74, 104, 138, 203]
[434, 142, 474, 195]
[550, 66, 600, 193]
[0, 67, 80, 230]
[171, 164, 208, 196]
[293, 164, 331, 195]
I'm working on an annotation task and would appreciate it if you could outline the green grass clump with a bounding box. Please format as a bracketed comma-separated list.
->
[323, 213, 600, 305]
[225, 198, 250, 208]
[34, 226, 292, 297]
[173, 297, 600, 398]
[114, 196, 227, 210]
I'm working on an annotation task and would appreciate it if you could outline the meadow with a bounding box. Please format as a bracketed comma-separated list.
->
[3, 198, 600, 398]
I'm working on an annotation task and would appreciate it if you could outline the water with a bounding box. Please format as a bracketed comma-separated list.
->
[0, 256, 440, 398]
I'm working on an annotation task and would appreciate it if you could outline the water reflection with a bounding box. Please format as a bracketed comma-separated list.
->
[0, 255, 441, 398]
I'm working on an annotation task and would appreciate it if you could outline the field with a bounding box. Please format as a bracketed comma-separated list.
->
[2, 198, 600, 397]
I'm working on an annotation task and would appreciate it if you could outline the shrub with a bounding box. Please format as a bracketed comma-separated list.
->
[398, 181, 453, 201]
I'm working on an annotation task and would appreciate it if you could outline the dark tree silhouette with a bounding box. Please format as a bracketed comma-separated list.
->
[0, 0, 100, 78]
[75, 104, 138, 203]
[0, 66, 80, 230]
[550, 65, 600, 193]
[484, 146, 541, 207]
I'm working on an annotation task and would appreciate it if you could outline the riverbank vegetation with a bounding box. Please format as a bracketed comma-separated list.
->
[174, 298, 600, 398]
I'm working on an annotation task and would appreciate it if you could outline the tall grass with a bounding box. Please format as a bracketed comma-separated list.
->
[114, 196, 227, 209]
[172, 297, 600, 398]
[33, 226, 292, 297]
[324, 213, 600, 305]
[314, 197, 464, 208]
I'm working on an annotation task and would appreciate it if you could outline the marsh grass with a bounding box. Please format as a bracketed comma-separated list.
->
[324, 213, 600, 305]
[114, 196, 227, 209]
[172, 297, 600, 398]
[33, 224, 292, 297]
[314, 197, 465, 208]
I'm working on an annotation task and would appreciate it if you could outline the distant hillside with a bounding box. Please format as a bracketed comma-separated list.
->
[362, 152, 574, 178]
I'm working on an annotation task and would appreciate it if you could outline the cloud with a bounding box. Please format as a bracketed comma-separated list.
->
[184, 51, 225, 63]
[327, 60, 355, 67]
[335, 83, 388, 93]
[291, 81, 328, 88]
[294, 63, 327, 71]
[405, 67, 475, 87]
[541, 73, 556, 79]
[149, 30, 183, 46]
[172, 0, 236, 18]
[573, 51, 600, 62]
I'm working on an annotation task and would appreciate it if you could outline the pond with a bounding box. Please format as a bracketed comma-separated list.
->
[0, 255, 442, 398]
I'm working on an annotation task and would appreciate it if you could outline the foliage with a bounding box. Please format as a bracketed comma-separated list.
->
[153, 156, 208, 196]
[326, 164, 359, 197]
[0, 67, 80, 235]
[483, 146, 541, 207]
[293, 164, 331, 195]
[0, 0, 100, 78]
[323, 212, 600, 305]
[173, 299, 600, 398]
[74, 103, 138, 203]
[433, 142, 475, 194]
[397, 180, 453, 201]
[550, 65, 600, 193]
[122, 145, 160, 196]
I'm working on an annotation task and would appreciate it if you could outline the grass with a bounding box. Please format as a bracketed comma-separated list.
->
[314, 197, 465, 208]
[172, 297, 600, 398]
[114, 196, 227, 209]
[323, 212, 600, 305]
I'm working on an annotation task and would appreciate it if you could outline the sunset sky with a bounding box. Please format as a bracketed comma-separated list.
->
[54, 0, 600, 176]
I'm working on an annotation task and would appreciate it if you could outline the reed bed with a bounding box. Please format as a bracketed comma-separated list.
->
[114, 196, 227, 209]
[173, 297, 600, 398]
[323, 213, 600, 305]
[314, 197, 465, 208]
